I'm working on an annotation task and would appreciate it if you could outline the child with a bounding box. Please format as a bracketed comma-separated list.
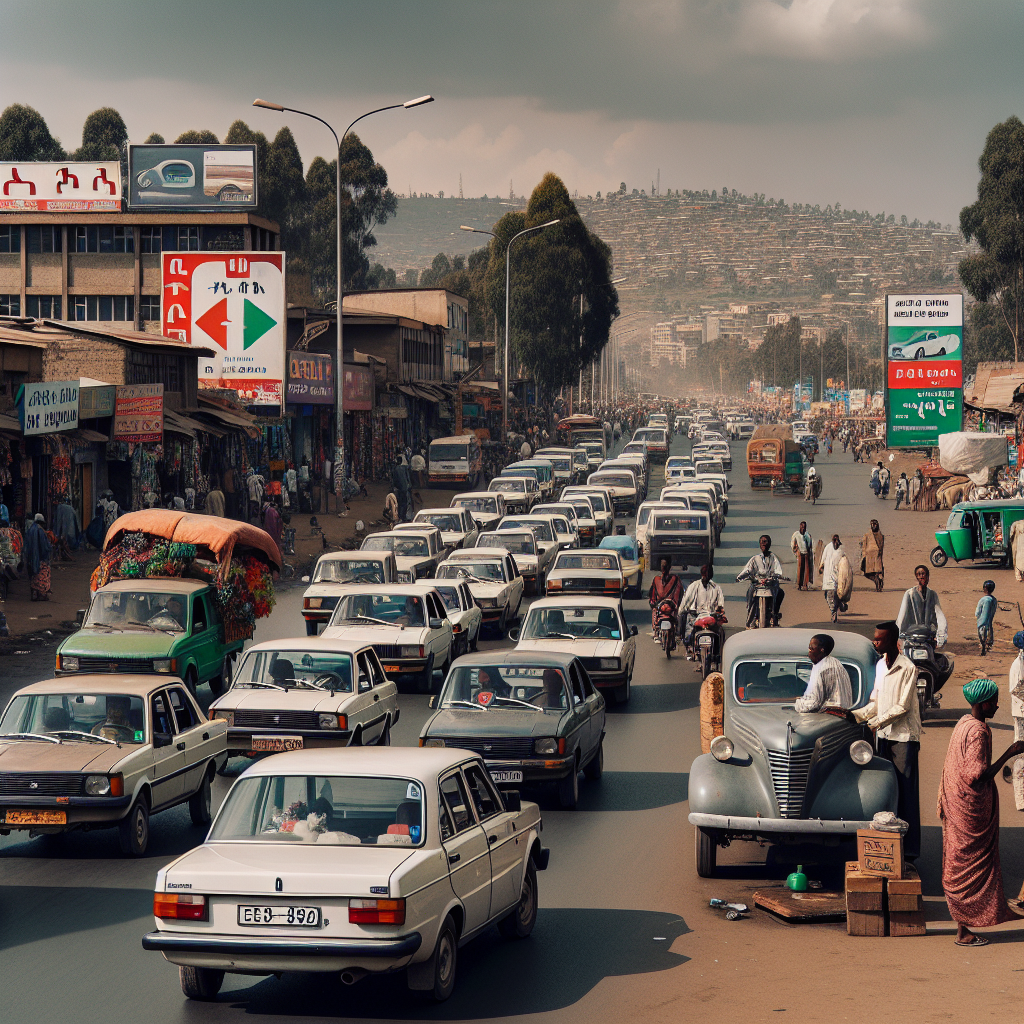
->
[976, 579, 997, 655]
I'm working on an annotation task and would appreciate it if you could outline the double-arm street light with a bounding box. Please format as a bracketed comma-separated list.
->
[460, 220, 559, 441]
[254, 93, 433, 490]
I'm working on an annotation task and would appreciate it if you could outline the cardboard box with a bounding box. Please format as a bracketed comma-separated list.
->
[888, 864, 925, 937]
[856, 829, 904, 879]
[846, 861, 886, 936]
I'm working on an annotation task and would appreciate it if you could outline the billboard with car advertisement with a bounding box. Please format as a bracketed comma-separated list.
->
[128, 145, 256, 209]
[161, 252, 285, 407]
[0, 162, 121, 211]
[885, 293, 964, 448]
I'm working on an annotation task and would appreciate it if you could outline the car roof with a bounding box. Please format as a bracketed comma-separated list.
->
[527, 595, 622, 610]
[96, 578, 207, 595]
[952, 498, 1024, 512]
[318, 550, 391, 562]
[453, 491, 500, 501]
[454, 649, 578, 669]
[323, 582, 442, 596]
[236, 745, 480, 782]
[14, 674, 179, 697]
[725, 627, 876, 665]
[244, 637, 375, 655]
[445, 548, 507, 560]
[416, 508, 465, 517]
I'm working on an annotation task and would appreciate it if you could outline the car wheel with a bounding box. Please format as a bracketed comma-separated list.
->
[184, 667, 198, 697]
[379, 716, 392, 746]
[695, 826, 717, 877]
[584, 739, 604, 781]
[416, 653, 436, 694]
[305, 620, 318, 636]
[615, 674, 631, 705]
[470, 626, 479, 652]
[495, 607, 507, 637]
[208, 653, 234, 697]
[118, 795, 149, 856]
[915, 347, 925, 359]
[409, 912, 458, 1001]
[498, 861, 538, 939]
[557, 760, 580, 809]
[179, 965, 224, 1001]
[929, 545, 948, 568]
[938, 347, 946, 356]
[189, 769, 213, 826]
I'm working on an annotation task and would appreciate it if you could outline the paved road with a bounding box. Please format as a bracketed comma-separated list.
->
[1, 435, 1020, 1023]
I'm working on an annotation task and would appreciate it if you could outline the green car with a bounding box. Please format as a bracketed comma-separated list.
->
[931, 498, 1024, 568]
[55, 579, 242, 696]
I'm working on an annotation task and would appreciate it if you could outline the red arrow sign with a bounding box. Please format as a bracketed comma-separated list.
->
[195, 297, 230, 349]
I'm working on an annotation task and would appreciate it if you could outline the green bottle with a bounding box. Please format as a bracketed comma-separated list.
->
[786, 865, 808, 892]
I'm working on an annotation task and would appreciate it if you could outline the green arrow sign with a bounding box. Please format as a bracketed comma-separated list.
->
[243, 299, 277, 350]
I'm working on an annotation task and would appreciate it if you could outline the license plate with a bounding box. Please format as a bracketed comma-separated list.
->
[660, 621, 673, 631]
[384, 664, 401, 673]
[5, 809, 66, 825]
[251, 735, 303, 752]
[698, 635, 714, 646]
[490, 771, 524, 783]
[238, 905, 321, 927]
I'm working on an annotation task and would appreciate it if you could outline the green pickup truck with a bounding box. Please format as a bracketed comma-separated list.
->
[55, 579, 243, 696]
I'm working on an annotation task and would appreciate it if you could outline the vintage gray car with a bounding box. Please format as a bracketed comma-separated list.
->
[688, 629, 898, 876]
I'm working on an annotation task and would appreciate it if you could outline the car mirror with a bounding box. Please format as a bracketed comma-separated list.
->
[508, 627, 520, 642]
[153, 731, 173, 749]
[630, 625, 638, 637]
[429, 618, 443, 630]
[500, 789, 522, 812]
[428, 695, 437, 709]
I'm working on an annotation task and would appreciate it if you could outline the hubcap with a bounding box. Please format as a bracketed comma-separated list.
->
[437, 934, 454, 984]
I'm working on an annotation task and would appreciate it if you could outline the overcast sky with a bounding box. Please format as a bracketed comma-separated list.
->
[3, 0, 1021, 223]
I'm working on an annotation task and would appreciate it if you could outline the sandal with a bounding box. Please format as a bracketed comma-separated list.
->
[954, 935, 989, 947]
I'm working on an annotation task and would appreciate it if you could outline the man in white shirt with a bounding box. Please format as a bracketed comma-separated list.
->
[680, 563, 725, 658]
[853, 620, 921, 857]
[519, 438, 532, 461]
[791, 521, 813, 590]
[737, 534, 787, 627]
[819, 534, 848, 622]
[795, 633, 853, 712]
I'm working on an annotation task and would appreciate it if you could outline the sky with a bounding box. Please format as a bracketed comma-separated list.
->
[2, 0, 1022, 224]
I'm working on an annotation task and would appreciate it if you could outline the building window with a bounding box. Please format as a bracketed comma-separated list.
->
[140, 227, 161, 253]
[0, 294, 20, 316]
[178, 226, 199, 251]
[26, 295, 61, 318]
[0, 225, 19, 253]
[27, 226, 62, 253]
[70, 295, 134, 321]
[76, 226, 98, 252]
[74, 226, 133, 254]
[140, 295, 161, 321]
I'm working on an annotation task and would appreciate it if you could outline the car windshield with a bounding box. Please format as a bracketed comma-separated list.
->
[455, 497, 496, 513]
[393, 537, 429, 557]
[362, 535, 396, 551]
[623, 444, 646, 455]
[566, 501, 593, 519]
[430, 444, 470, 461]
[234, 649, 353, 691]
[490, 479, 526, 494]
[580, 493, 607, 512]
[522, 606, 621, 640]
[635, 430, 666, 443]
[591, 474, 633, 488]
[536, 506, 576, 521]
[0, 692, 147, 744]
[544, 457, 571, 472]
[334, 593, 425, 627]
[480, 533, 534, 554]
[439, 665, 569, 710]
[439, 560, 506, 582]
[416, 513, 463, 532]
[501, 520, 553, 541]
[734, 659, 862, 704]
[313, 559, 385, 584]
[433, 585, 463, 612]
[555, 553, 617, 570]
[210, 774, 426, 846]
[84, 590, 189, 632]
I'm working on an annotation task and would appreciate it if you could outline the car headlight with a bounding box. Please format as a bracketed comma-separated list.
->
[477, 598, 497, 609]
[849, 739, 874, 766]
[152, 658, 176, 673]
[59, 655, 79, 672]
[598, 658, 620, 670]
[397, 571, 414, 583]
[400, 645, 425, 657]
[319, 713, 346, 729]
[212, 710, 234, 727]
[534, 737, 559, 755]
[305, 597, 322, 609]
[422, 738, 446, 748]
[710, 735, 734, 762]
[85, 774, 123, 797]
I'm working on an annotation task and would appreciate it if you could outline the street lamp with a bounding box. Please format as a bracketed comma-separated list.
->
[254, 94, 433, 498]
[461, 219, 559, 441]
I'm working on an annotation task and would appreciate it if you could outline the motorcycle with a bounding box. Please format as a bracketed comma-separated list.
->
[749, 572, 788, 629]
[692, 610, 727, 678]
[901, 625, 954, 718]
[656, 600, 678, 658]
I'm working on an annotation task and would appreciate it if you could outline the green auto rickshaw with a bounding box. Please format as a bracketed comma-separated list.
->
[930, 499, 1024, 568]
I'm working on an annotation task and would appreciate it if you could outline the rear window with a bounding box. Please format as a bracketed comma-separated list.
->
[555, 553, 617, 571]
[490, 479, 526, 493]
[430, 443, 470, 461]
[591, 474, 633, 488]
[479, 533, 534, 554]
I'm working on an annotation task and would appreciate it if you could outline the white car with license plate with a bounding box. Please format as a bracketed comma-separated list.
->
[587, 469, 638, 517]
[435, 549, 524, 635]
[487, 476, 536, 515]
[559, 495, 599, 547]
[322, 584, 454, 692]
[209, 639, 399, 756]
[531, 504, 580, 548]
[142, 747, 549, 1002]
[545, 548, 626, 598]
[426, 579, 483, 657]
[412, 508, 479, 552]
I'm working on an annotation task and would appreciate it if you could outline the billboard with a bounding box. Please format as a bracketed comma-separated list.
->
[885, 293, 963, 448]
[0, 162, 121, 212]
[343, 365, 374, 411]
[128, 144, 256, 209]
[18, 381, 79, 435]
[161, 252, 285, 407]
[286, 351, 333, 404]
[113, 383, 164, 443]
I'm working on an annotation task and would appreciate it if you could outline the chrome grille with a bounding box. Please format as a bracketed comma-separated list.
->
[765, 749, 814, 818]
[441, 737, 534, 759]
[72, 657, 154, 673]
[816, 725, 861, 762]
[372, 644, 405, 660]
[232, 710, 320, 730]
[0, 772, 85, 796]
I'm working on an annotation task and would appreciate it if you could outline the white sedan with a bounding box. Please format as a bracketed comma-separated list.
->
[545, 548, 626, 598]
[426, 578, 483, 658]
[143, 747, 548, 1003]
[209, 638, 399, 755]
[889, 330, 961, 360]
[435, 549, 524, 635]
[413, 507, 479, 552]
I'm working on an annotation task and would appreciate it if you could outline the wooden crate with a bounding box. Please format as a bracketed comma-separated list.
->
[888, 864, 925, 937]
[856, 828, 904, 879]
[845, 861, 886, 936]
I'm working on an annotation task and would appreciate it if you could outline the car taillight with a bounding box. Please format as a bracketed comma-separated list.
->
[349, 898, 406, 924]
[154, 893, 207, 921]
[604, 579, 622, 590]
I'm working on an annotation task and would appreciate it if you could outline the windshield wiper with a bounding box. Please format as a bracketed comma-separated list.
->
[1, 732, 61, 744]
[83, 622, 114, 632]
[342, 615, 392, 627]
[489, 696, 544, 710]
[244, 680, 285, 690]
[535, 632, 577, 640]
[442, 699, 487, 711]
[52, 729, 118, 746]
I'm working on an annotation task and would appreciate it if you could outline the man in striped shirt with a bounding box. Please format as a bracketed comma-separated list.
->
[795, 633, 853, 712]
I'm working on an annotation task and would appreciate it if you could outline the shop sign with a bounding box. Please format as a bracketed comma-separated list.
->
[343, 365, 374, 411]
[79, 384, 116, 418]
[0, 162, 121, 212]
[887, 388, 962, 447]
[113, 383, 164, 443]
[287, 351, 333, 404]
[162, 252, 285, 407]
[128, 144, 256, 210]
[18, 380, 79, 435]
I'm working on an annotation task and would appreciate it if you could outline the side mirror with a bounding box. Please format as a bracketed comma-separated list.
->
[508, 627, 521, 642]
[429, 618, 443, 630]
[153, 731, 173, 749]
[428, 695, 437, 709]
[630, 625, 638, 637]
[501, 789, 522, 812]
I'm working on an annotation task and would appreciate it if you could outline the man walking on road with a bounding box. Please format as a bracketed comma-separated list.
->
[820, 534, 848, 622]
[791, 521, 813, 590]
[895, 471, 909, 510]
[861, 519, 884, 592]
[878, 462, 891, 498]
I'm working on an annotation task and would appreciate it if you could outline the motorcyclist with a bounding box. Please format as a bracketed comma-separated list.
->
[737, 534, 787, 628]
[648, 557, 682, 637]
[680, 563, 725, 659]
[896, 564, 948, 647]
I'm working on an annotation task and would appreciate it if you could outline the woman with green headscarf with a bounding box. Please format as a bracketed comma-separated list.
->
[937, 678, 1024, 945]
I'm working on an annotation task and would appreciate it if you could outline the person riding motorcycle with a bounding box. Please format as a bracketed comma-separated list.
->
[680, 563, 725, 659]
[896, 564, 948, 647]
[649, 556, 682, 637]
[737, 534, 787, 628]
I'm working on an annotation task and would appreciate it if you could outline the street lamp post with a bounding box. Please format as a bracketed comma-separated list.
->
[254, 94, 433, 498]
[461, 220, 559, 441]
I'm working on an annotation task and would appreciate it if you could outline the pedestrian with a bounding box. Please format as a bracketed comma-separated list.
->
[284, 462, 298, 510]
[25, 513, 52, 602]
[819, 533, 848, 622]
[519, 436, 532, 461]
[860, 519, 885, 592]
[791, 521, 813, 590]
[205, 479, 226, 518]
[410, 449, 426, 488]
[869, 461, 882, 497]
[383, 490, 400, 527]
[261, 500, 283, 559]
[1009, 632, 1024, 816]
[937, 677, 1024, 944]
[908, 467, 924, 509]
[976, 580, 997, 655]
[222, 465, 237, 518]
[895, 471, 909, 510]
[879, 462, 891, 498]
[853, 620, 922, 858]
[391, 457, 412, 522]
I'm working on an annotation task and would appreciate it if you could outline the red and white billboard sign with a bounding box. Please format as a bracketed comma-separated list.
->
[0, 162, 122, 211]
[161, 252, 285, 407]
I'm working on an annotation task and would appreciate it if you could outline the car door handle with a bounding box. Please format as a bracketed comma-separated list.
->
[373, 694, 379, 702]
[448, 853, 461, 864]
[488, 835, 497, 845]
[202, 732, 210, 740]
[176, 742, 186, 751]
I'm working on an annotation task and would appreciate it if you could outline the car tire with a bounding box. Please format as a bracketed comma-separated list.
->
[498, 861, 538, 939]
[118, 795, 150, 856]
[409, 912, 458, 1001]
[584, 740, 604, 781]
[209, 653, 234, 697]
[929, 545, 948, 568]
[495, 607, 507, 637]
[915, 347, 925, 359]
[557, 760, 580, 810]
[615, 674, 631, 705]
[189, 769, 213, 826]
[416, 653, 435, 694]
[184, 667, 198, 697]
[179, 965, 224, 1001]
[695, 826, 717, 877]
[470, 627, 479, 652]
[379, 717, 392, 746]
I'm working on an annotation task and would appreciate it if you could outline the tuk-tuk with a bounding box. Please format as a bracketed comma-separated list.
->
[746, 436, 804, 493]
[931, 499, 1024, 568]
